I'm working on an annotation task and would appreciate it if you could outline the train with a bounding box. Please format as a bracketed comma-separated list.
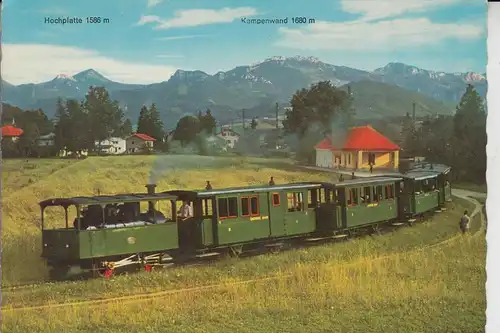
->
[39, 163, 452, 280]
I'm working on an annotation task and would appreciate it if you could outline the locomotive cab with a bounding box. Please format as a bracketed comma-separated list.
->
[39, 192, 180, 279]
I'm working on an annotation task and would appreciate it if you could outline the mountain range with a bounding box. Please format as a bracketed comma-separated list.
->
[1, 56, 487, 127]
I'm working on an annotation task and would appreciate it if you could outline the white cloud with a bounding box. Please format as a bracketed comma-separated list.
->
[276, 18, 484, 51]
[155, 54, 184, 58]
[136, 7, 258, 29]
[147, 0, 163, 8]
[3, 44, 177, 85]
[136, 15, 162, 25]
[156, 34, 209, 41]
[340, 0, 470, 22]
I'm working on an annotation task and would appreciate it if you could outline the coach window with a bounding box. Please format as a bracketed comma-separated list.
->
[241, 197, 250, 217]
[287, 192, 303, 212]
[362, 186, 372, 204]
[308, 189, 319, 208]
[347, 188, 358, 206]
[272, 193, 280, 206]
[250, 196, 259, 216]
[218, 197, 238, 219]
[319, 188, 326, 204]
[202, 198, 213, 218]
[414, 181, 422, 195]
[385, 184, 394, 199]
[375, 186, 383, 201]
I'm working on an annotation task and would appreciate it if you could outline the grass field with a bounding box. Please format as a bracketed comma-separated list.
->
[1, 155, 486, 332]
[2, 203, 485, 333]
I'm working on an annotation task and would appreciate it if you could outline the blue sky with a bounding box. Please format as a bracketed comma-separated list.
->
[2, 0, 487, 84]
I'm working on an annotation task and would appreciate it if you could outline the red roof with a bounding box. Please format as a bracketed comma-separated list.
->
[1, 125, 24, 137]
[314, 125, 399, 152]
[314, 136, 338, 150]
[131, 133, 156, 141]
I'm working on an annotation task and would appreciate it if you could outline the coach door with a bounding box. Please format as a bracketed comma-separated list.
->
[268, 191, 287, 237]
[284, 190, 310, 236]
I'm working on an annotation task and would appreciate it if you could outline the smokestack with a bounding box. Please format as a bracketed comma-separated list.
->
[347, 85, 351, 96]
[145, 184, 157, 194]
[145, 184, 157, 212]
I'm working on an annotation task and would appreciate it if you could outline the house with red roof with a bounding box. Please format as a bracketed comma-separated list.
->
[1, 124, 24, 142]
[314, 125, 400, 170]
[126, 133, 156, 154]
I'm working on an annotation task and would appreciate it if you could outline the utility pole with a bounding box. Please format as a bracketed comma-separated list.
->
[242, 109, 246, 130]
[412, 101, 416, 125]
[275, 102, 279, 129]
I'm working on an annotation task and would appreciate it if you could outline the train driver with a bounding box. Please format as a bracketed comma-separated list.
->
[177, 200, 193, 221]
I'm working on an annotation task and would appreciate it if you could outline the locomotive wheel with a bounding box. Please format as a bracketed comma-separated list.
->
[371, 224, 381, 236]
[229, 245, 244, 258]
[91, 260, 109, 278]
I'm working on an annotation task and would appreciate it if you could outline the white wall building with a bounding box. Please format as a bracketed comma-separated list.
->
[216, 127, 240, 149]
[95, 137, 127, 155]
[37, 133, 56, 147]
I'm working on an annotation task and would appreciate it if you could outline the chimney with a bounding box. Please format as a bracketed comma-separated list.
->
[347, 85, 351, 96]
[145, 184, 157, 194]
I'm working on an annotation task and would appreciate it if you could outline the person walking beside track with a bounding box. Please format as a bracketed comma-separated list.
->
[459, 210, 470, 234]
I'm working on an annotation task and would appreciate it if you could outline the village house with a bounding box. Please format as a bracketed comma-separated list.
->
[216, 127, 240, 149]
[36, 133, 56, 147]
[95, 137, 126, 155]
[126, 133, 156, 153]
[1, 124, 23, 142]
[315, 125, 400, 171]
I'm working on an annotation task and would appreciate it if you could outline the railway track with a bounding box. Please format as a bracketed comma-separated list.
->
[2, 194, 485, 313]
[1, 215, 418, 293]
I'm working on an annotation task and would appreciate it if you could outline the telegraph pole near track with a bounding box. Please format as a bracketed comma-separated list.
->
[275, 103, 279, 129]
[242, 109, 246, 130]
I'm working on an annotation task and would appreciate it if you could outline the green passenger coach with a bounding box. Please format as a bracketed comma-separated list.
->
[334, 177, 402, 229]
[165, 182, 324, 252]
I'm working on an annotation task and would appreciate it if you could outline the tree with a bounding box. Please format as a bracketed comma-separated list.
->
[115, 118, 133, 138]
[136, 103, 165, 151]
[137, 105, 149, 135]
[199, 109, 217, 135]
[451, 84, 486, 182]
[17, 122, 40, 157]
[148, 103, 165, 141]
[251, 118, 258, 130]
[53, 98, 70, 153]
[83, 87, 124, 154]
[283, 81, 354, 138]
[65, 99, 90, 155]
[173, 115, 200, 146]
[412, 84, 486, 183]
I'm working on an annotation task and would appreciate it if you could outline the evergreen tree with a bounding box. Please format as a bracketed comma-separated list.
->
[136, 105, 149, 135]
[148, 103, 165, 141]
[83, 87, 124, 154]
[53, 98, 69, 153]
[452, 84, 486, 182]
[119, 118, 133, 138]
